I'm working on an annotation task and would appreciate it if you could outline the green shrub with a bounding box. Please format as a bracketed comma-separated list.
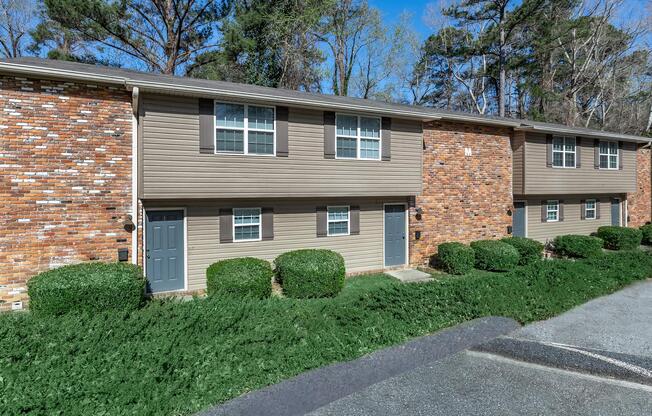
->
[501, 237, 544, 265]
[275, 249, 345, 298]
[436, 242, 475, 275]
[597, 226, 642, 250]
[27, 262, 145, 316]
[469, 240, 520, 271]
[206, 257, 273, 299]
[553, 235, 604, 258]
[640, 224, 652, 245]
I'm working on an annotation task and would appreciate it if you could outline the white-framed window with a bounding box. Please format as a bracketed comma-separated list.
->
[552, 136, 576, 168]
[336, 114, 381, 160]
[233, 208, 261, 241]
[599, 141, 618, 169]
[215, 102, 275, 155]
[546, 200, 559, 222]
[585, 199, 596, 220]
[327, 206, 350, 236]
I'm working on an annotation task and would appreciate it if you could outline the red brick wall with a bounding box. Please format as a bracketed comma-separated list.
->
[0, 75, 133, 311]
[410, 121, 513, 265]
[627, 146, 651, 227]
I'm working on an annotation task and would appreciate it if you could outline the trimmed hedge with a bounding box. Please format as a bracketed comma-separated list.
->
[553, 234, 603, 258]
[275, 249, 345, 298]
[640, 224, 652, 245]
[501, 237, 544, 265]
[596, 226, 642, 250]
[27, 262, 145, 316]
[469, 240, 520, 271]
[206, 257, 272, 299]
[437, 242, 475, 275]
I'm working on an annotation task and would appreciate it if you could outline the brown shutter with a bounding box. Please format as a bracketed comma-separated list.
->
[575, 137, 581, 168]
[596, 199, 601, 219]
[541, 201, 547, 222]
[276, 106, 289, 157]
[219, 208, 233, 243]
[618, 141, 623, 170]
[546, 135, 553, 167]
[316, 206, 327, 237]
[559, 200, 564, 222]
[381, 117, 391, 161]
[261, 207, 274, 240]
[199, 98, 215, 154]
[350, 205, 360, 235]
[323, 112, 336, 159]
[594, 139, 600, 169]
[580, 199, 586, 220]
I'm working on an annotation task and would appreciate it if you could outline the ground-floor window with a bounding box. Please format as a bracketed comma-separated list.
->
[585, 199, 596, 220]
[233, 208, 261, 241]
[546, 200, 559, 222]
[327, 206, 350, 236]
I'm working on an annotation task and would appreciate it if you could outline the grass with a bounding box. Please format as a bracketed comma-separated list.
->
[1, 252, 651, 415]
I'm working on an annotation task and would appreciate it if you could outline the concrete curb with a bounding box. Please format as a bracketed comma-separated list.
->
[474, 336, 652, 386]
[199, 316, 520, 416]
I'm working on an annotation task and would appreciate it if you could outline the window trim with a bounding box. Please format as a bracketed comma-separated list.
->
[546, 200, 559, 222]
[335, 113, 382, 161]
[598, 140, 619, 170]
[585, 199, 597, 220]
[552, 136, 576, 168]
[214, 101, 276, 157]
[232, 207, 262, 242]
[327, 205, 351, 236]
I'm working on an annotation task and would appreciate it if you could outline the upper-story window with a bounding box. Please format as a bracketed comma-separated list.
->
[552, 136, 576, 168]
[215, 102, 275, 155]
[336, 114, 381, 160]
[599, 141, 618, 169]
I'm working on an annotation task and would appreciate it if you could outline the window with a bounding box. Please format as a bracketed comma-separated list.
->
[552, 137, 576, 168]
[215, 102, 275, 155]
[233, 208, 261, 241]
[327, 206, 350, 236]
[585, 199, 596, 220]
[546, 200, 559, 222]
[336, 114, 381, 160]
[599, 141, 618, 169]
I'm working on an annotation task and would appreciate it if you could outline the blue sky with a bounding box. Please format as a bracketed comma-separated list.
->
[371, 0, 651, 43]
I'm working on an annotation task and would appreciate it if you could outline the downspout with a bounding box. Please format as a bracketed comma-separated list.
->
[131, 87, 139, 265]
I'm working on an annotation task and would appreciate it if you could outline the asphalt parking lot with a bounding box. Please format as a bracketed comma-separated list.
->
[205, 280, 652, 416]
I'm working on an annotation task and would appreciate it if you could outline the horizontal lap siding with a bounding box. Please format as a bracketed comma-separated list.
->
[524, 133, 637, 194]
[526, 197, 618, 242]
[141, 95, 422, 198]
[147, 198, 404, 291]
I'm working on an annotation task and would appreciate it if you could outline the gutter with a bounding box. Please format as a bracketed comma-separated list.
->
[514, 125, 650, 144]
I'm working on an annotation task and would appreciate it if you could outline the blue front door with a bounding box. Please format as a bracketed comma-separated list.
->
[513, 201, 526, 237]
[611, 199, 621, 226]
[146, 210, 185, 293]
[385, 204, 406, 266]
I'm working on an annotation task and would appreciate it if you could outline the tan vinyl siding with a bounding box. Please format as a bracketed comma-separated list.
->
[525, 196, 622, 242]
[141, 94, 422, 199]
[145, 197, 406, 291]
[523, 132, 637, 194]
[512, 132, 525, 194]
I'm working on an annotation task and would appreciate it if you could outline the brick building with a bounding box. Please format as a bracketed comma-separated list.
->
[1, 58, 650, 310]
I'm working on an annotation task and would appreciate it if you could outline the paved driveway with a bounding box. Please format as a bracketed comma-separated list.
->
[205, 281, 652, 416]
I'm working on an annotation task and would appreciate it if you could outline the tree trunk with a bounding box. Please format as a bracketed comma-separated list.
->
[498, 22, 506, 117]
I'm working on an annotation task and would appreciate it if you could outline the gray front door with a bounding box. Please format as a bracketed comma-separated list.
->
[513, 201, 526, 237]
[146, 210, 185, 293]
[611, 199, 621, 226]
[385, 204, 406, 266]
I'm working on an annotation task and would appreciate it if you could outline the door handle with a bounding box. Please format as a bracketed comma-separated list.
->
[146, 248, 150, 259]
